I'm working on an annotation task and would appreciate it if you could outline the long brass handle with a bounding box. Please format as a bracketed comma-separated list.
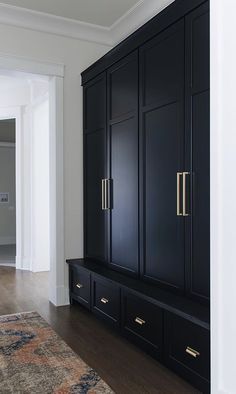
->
[106, 179, 110, 210]
[101, 297, 109, 304]
[76, 283, 83, 289]
[102, 179, 105, 210]
[183, 172, 190, 216]
[135, 317, 146, 326]
[185, 346, 200, 358]
[177, 172, 183, 216]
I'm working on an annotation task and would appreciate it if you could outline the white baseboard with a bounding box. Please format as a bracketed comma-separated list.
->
[49, 285, 69, 306]
[0, 236, 16, 245]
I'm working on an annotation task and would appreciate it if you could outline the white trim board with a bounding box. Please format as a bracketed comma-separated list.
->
[0, 1, 174, 46]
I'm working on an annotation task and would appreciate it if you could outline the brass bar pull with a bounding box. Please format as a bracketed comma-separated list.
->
[102, 179, 105, 210]
[183, 172, 190, 217]
[135, 317, 146, 326]
[101, 297, 109, 304]
[106, 179, 110, 210]
[185, 346, 200, 358]
[76, 283, 83, 289]
[177, 172, 183, 216]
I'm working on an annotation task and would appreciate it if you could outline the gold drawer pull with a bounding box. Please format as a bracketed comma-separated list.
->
[101, 297, 109, 304]
[186, 346, 200, 358]
[135, 317, 146, 326]
[76, 283, 83, 289]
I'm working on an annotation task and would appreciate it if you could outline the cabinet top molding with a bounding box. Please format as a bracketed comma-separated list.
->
[81, 0, 208, 86]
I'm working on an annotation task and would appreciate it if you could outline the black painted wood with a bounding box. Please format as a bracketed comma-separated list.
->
[69, 265, 91, 309]
[185, 2, 210, 302]
[164, 312, 210, 393]
[140, 20, 185, 291]
[81, 0, 207, 85]
[67, 259, 210, 330]
[84, 74, 108, 262]
[92, 275, 120, 328]
[122, 290, 163, 359]
[107, 51, 139, 275]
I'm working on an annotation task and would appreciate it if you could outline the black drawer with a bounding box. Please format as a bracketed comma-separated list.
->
[122, 292, 163, 358]
[92, 276, 120, 327]
[70, 267, 91, 308]
[165, 312, 210, 393]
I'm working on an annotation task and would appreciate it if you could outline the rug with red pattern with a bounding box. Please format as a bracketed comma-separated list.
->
[0, 311, 114, 393]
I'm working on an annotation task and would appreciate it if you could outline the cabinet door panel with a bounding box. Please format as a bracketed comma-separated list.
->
[110, 117, 139, 273]
[84, 74, 107, 261]
[140, 20, 185, 291]
[185, 3, 210, 301]
[144, 102, 185, 289]
[110, 56, 138, 119]
[85, 129, 106, 260]
[108, 51, 139, 275]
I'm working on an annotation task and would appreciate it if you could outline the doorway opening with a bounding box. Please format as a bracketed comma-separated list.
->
[0, 118, 16, 266]
[0, 55, 66, 306]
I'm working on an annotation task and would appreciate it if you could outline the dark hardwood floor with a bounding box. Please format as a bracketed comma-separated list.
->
[0, 267, 200, 394]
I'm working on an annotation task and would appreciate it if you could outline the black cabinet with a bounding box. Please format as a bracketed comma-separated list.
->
[84, 74, 107, 262]
[140, 21, 185, 291]
[67, 259, 210, 393]
[107, 51, 139, 275]
[80, 0, 210, 392]
[69, 265, 91, 308]
[185, 2, 210, 302]
[92, 276, 120, 327]
[122, 291, 163, 358]
[165, 312, 210, 393]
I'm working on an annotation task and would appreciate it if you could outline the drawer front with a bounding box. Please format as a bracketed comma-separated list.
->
[165, 312, 210, 391]
[122, 292, 163, 356]
[70, 267, 91, 308]
[92, 277, 120, 326]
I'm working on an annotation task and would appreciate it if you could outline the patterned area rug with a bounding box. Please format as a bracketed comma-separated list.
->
[0, 311, 114, 393]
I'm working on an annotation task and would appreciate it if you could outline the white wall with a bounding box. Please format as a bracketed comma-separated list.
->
[0, 145, 15, 244]
[0, 23, 111, 266]
[211, 1, 236, 393]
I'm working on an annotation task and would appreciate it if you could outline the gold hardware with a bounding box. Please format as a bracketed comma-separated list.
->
[135, 317, 146, 326]
[102, 179, 105, 210]
[185, 346, 200, 358]
[101, 297, 109, 304]
[76, 283, 83, 289]
[183, 172, 190, 216]
[177, 172, 183, 216]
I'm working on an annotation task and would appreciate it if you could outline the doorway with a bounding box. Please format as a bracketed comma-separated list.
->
[0, 118, 16, 266]
[0, 54, 66, 307]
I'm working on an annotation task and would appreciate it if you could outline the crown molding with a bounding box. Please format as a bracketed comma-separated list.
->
[0, 1, 174, 47]
[0, 2, 112, 46]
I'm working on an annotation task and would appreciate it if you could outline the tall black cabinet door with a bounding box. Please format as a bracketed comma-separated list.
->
[108, 51, 139, 275]
[185, 3, 210, 302]
[84, 73, 107, 262]
[140, 21, 185, 291]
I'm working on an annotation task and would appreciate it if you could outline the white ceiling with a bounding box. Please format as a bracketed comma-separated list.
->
[0, 0, 141, 27]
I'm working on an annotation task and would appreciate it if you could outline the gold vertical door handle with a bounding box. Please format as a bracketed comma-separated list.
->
[183, 172, 190, 216]
[177, 172, 183, 216]
[106, 179, 110, 210]
[102, 179, 105, 210]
